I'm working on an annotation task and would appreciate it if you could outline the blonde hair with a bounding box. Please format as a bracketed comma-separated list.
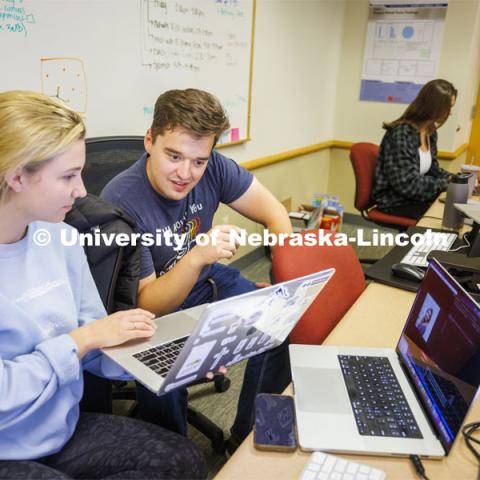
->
[0, 90, 86, 204]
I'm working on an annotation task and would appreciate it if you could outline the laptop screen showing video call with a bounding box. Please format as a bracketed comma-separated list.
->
[397, 260, 480, 453]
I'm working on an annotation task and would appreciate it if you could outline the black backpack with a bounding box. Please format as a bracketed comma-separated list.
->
[65, 194, 140, 313]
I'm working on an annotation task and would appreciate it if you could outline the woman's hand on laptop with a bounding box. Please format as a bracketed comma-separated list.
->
[69, 309, 157, 358]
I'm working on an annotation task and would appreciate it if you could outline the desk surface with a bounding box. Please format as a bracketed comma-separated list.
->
[217, 274, 480, 479]
[417, 200, 448, 229]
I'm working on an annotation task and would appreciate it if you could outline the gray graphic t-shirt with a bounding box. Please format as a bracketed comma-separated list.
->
[101, 151, 253, 283]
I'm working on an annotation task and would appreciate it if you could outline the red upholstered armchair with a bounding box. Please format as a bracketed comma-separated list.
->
[350, 142, 416, 229]
[272, 231, 366, 345]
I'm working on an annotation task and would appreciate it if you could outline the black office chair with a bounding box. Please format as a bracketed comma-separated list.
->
[84, 136, 147, 196]
[81, 136, 230, 453]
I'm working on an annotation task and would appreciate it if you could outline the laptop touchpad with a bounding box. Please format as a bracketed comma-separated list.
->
[294, 367, 351, 414]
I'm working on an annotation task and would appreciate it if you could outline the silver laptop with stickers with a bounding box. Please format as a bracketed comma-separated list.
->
[103, 268, 334, 395]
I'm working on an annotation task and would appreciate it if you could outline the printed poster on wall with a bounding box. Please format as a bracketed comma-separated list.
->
[360, 0, 448, 104]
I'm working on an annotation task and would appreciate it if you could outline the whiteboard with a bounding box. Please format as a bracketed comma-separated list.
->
[1, 0, 255, 144]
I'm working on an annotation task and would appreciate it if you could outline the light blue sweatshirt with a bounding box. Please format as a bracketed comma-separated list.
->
[0, 221, 128, 460]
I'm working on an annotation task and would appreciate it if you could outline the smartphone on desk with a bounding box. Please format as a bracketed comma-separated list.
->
[253, 393, 297, 452]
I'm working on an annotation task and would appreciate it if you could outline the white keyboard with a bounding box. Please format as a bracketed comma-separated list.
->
[400, 231, 457, 267]
[299, 452, 386, 480]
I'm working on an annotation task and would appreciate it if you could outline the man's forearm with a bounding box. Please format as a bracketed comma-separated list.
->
[264, 205, 293, 239]
[267, 213, 293, 235]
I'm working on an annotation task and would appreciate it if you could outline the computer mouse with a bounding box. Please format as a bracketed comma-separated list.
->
[391, 263, 425, 282]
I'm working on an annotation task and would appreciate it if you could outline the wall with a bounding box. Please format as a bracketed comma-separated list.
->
[213, 0, 346, 260]
[215, 149, 331, 261]
[332, 0, 480, 152]
[454, 2, 480, 152]
[442, 0, 480, 149]
[226, 0, 346, 162]
[328, 0, 480, 214]
[219, 0, 480, 251]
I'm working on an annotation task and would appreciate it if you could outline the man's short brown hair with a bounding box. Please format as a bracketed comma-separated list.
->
[151, 89, 230, 144]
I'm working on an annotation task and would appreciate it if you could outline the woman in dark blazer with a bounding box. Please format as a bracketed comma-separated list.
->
[373, 79, 457, 220]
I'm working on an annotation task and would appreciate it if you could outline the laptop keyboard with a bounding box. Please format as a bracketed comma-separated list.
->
[338, 355, 423, 439]
[133, 336, 188, 377]
[400, 232, 457, 268]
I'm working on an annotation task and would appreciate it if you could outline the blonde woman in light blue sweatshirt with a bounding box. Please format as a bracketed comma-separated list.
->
[0, 91, 206, 479]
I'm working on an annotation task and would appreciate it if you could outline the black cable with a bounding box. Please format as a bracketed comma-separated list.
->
[409, 455, 430, 480]
[409, 422, 480, 478]
[449, 233, 471, 252]
[421, 216, 443, 220]
[462, 422, 480, 463]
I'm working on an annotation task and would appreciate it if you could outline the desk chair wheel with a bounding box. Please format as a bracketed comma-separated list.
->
[214, 375, 231, 393]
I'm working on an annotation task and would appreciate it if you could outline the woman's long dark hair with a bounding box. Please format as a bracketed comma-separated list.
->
[383, 79, 457, 134]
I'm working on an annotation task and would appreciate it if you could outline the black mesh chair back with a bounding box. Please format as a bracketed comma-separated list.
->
[84, 136, 145, 195]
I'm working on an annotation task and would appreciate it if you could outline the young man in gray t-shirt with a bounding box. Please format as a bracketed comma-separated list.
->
[102, 88, 293, 452]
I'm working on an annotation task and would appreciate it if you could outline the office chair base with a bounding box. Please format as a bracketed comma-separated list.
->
[187, 407, 226, 454]
[358, 258, 377, 264]
[214, 375, 231, 392]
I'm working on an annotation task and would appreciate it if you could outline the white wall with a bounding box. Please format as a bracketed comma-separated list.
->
[437, 0, 480, 150]
[226, 0, 346, 163]
[453, 1, 480, 149]
[215, 149, 331, 260]
[220, 0, 480, 221]
[216, 1, 347, 260]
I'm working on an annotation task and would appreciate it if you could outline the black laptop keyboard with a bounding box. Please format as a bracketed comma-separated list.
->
[133, 336, 188, 377]
[338, 355, 423, 439]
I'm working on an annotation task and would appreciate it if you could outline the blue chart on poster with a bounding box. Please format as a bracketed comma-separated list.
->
[402, 26, 415, 39]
